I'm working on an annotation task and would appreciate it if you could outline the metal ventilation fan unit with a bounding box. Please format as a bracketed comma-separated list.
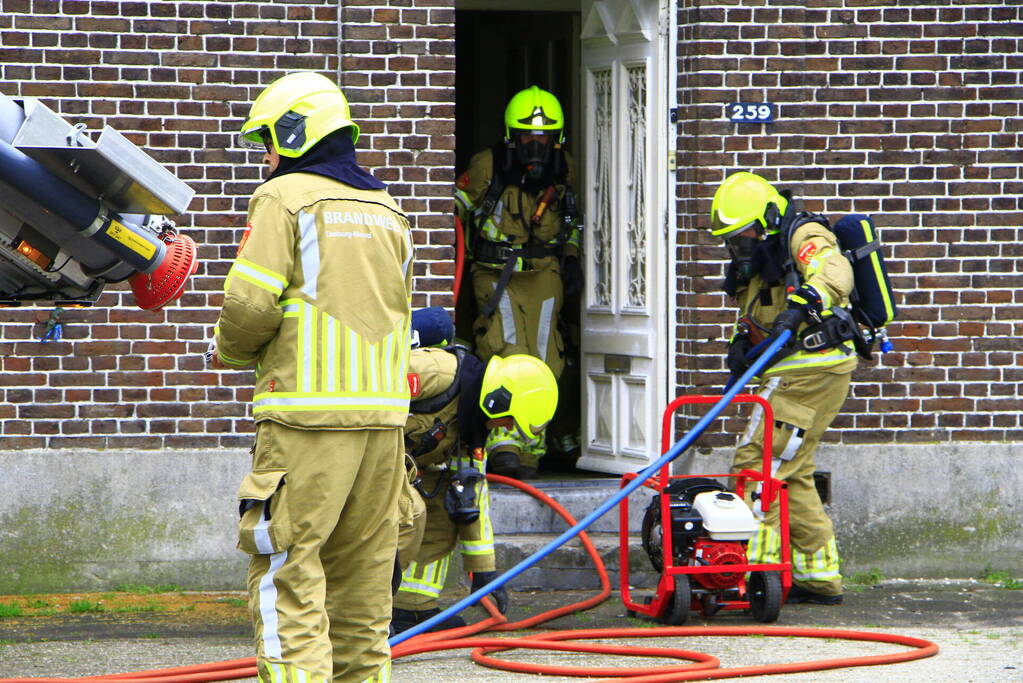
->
[0, 92, 198, 310]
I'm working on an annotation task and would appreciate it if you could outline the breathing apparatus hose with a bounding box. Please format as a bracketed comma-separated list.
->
[0, 328, 939, 681]
[389, 329, 796, 644]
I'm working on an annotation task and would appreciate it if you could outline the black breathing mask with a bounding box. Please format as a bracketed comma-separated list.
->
[511, 130, 555, 180]
[444, 466, 485, 525]
[725, 232, 762, 286]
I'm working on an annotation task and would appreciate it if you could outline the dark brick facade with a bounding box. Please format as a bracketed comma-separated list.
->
[0, 0, 457, 449]
[1, 0, 1019, 450]
[676, 1, 1023, 447]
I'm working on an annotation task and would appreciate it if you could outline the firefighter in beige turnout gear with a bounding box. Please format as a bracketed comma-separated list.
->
[455, 86, 582, 479]
[216, 72, 413, 683]
[712, 172, 856, 605]
[393, 349, 558, 634]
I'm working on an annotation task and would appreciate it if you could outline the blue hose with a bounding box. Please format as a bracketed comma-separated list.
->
[389, 329, 793, 646]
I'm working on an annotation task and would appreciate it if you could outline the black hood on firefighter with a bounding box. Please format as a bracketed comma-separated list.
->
[722, 233, 785, 298]
[455, 351, 488, 451]
[267, 129, 385, 191]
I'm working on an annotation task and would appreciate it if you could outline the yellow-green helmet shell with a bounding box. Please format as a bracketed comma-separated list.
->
[479, 354, 559, 437]
[504, 85, 565, 142]
[710, 171, 789, 239]
[239, 72, 359, 158]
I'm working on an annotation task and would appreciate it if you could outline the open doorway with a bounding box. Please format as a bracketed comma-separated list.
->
[454, 6, 594, 478]
[455, 0, 675, 479]
[454, 10, 580, 177]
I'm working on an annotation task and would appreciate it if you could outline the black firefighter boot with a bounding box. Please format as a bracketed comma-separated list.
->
[488, 450, 522, 478]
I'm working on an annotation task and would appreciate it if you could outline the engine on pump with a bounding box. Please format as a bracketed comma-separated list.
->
[0, 91, 197, 311]
[640, 477, 757, 592]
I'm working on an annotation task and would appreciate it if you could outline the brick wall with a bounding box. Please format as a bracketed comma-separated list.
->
[0, 0, 456, 449]
[338, 0, 457, 307]
[2, 0, 1019, 452]
[675, 0, 1023, 447]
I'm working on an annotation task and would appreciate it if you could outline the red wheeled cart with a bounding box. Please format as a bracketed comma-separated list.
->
[619, 394, 792, 624]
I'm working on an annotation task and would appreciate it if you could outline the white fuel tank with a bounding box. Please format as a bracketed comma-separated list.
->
[693, 491, 757, 541]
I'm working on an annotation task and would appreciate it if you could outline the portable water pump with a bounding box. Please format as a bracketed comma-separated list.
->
[641, 477, 757, 594]
[619, 394, 792, 625]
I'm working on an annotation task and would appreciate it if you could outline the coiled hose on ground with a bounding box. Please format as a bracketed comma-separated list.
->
[0, 331, 939, 681]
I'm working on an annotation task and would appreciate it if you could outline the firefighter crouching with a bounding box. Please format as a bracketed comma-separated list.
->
[215, 72, 414, 683]
[711, 171, 856, 606]
[455, 85, 583, 480]
[393, 342, 558, 634]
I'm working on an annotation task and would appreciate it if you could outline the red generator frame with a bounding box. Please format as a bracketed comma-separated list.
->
[619, 394, 793, 624]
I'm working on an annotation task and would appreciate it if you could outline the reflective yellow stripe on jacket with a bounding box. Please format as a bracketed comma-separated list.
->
[399, 555, 450, 599]
[763, 340, 856, 376]
[226, 257, 288, 296]
[254, 300, 410, 416]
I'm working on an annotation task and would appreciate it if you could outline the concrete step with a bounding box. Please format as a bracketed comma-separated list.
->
[490, 531, 659, 591]
[488, 477, 653, 534]
[474, 477, 660, 592]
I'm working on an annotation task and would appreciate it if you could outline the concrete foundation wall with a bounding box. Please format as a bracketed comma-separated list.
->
[1, 443, 1020, 593]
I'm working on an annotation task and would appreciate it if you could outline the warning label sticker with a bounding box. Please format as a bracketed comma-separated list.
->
[106, 220, 157, 260]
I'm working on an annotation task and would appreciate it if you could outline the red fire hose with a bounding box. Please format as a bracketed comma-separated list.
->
[0, 473, 938, 683]
[452, 214, 465, 305]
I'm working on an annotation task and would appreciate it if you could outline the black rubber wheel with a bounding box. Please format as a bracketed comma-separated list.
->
[640, 497, 665, 572]
[749, 570, 783, 623]
[663, 574, 691, 626]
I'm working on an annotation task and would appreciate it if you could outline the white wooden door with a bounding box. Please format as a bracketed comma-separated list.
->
[577, 0, 673, 474]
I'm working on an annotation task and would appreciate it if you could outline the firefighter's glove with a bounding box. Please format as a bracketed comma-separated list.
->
[786, 284, 825, 321]
[561, 255, 584, 299]
[769, 307, 806, 341]
[470, 571, 509, 614]
[727, 336, 753, 378]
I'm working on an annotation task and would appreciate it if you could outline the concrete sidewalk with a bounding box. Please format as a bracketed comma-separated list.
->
[1, 579, 1020, 682]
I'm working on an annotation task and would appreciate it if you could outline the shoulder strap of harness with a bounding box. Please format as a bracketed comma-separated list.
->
[473, 146, 510, 228]
[775, 201, 870, 358]
[777, 194, 830, 293]
[409, 345, 468, 415]
[477, 173, 507, 225]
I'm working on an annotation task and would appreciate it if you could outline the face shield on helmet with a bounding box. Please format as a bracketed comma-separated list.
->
[238, 72, 359, 158]
[504, 86, 565, 177]
[724, 231, 761, 286]
[479, 354, 559, 438]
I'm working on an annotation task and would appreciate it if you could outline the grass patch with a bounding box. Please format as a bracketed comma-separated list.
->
[0, 603, 23, 618]
[24, 599, 49, 609]
[847, 567, 885, 588]
[216, 597, 248, 608]
[114, 584, 184, 595]
[68, 600, 104, 613]
[112, 600, 163, 613]
[979, 567, 1023, 590]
